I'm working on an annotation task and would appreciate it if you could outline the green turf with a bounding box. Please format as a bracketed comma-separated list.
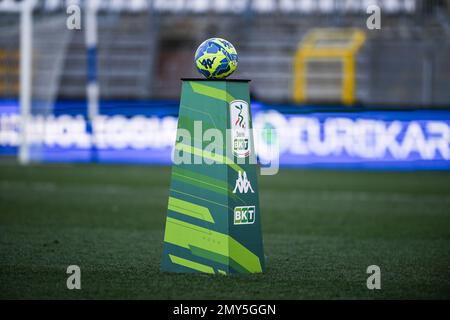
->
[1, 160, 449, 299]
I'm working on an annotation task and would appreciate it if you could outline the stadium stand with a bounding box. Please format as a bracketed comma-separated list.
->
[0, 0, 449, 106]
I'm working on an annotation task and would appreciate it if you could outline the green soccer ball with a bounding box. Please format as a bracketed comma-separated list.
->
[194, 38, 238, 79]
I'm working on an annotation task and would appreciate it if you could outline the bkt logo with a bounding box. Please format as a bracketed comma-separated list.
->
[200, 57, 216, 69]
[234, 206, 256, 225]
[233, 138, 248, 154]
[233, 170, 254, 194]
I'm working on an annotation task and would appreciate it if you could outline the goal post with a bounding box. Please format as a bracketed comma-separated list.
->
[85, 0, 99, 162]
[0, 0, 34, 164]
[0, 0, 90, 164]
[19, 0, 32, 164]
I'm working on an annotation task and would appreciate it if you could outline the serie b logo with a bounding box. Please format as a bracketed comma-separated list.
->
[230, 100, 250, 158]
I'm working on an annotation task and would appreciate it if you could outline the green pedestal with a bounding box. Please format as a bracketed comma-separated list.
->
[160, 79, 265, 275]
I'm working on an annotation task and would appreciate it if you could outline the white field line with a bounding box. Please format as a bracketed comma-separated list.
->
[2, 180, 450, 205]
[0, 180, 164, 195]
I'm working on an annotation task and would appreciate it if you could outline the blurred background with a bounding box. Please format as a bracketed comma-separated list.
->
[0, 0, 449, 168]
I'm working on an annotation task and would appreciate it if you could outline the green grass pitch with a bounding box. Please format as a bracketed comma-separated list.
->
[1, 160, 449, 299]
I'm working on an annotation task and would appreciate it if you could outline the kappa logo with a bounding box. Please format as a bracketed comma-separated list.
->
[234, 206, 256, 225]
[232, 170, 254, 194]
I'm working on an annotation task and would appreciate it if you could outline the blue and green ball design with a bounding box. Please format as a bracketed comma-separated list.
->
[194, 38, 238, 79]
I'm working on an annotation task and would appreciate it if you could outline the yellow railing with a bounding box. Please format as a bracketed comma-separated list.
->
[293, 28, 366, 105]
[0, 48, 20, 96]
